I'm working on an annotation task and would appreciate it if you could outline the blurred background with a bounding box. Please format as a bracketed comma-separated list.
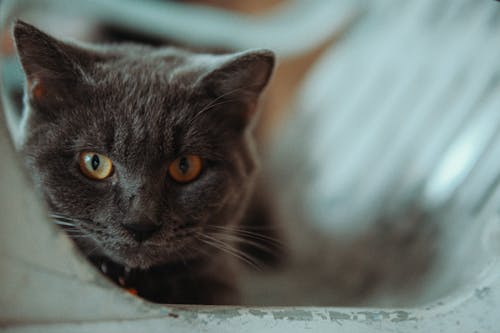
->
[1, 0, 500, 308]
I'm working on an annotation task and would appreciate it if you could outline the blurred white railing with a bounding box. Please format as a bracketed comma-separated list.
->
[270, 0, 500, 308]
[282, 0, 500, 234]
[0, 0, 363, 57]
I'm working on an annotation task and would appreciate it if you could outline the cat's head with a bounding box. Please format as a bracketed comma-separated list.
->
[13, 20, 274, 269]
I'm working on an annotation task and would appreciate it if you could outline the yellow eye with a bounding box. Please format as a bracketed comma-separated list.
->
[79, 152, 113, 180]
[168, 155, 203, 183]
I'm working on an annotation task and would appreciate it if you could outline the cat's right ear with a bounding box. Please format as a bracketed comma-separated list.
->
[12, 20, 92, 106]
[195, 50, 275, 131]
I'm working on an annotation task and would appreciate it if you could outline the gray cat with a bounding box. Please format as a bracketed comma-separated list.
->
[12, 20, 274, 304]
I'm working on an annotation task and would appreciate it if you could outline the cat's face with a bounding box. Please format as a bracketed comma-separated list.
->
[13, 21, 274, 269]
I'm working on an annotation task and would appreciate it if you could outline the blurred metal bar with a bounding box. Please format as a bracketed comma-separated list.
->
[0, 0, 363, 57]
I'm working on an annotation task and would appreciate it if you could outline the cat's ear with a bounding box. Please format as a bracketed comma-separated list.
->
[198, 49, 275, 126]
[12, 20, 93, 106]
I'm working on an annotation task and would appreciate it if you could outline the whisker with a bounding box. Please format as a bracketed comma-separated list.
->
[86, 245, 100, 256]
[198, 237, 257, 269]
[207, 225, 283, 246]
[68, 235, 93, 239]
[63, 230, 87, 235]
[50, 213, 94, 225]
[50, 213, 69, 219]
[197, 99, 240, 117]
[50, 214, 77, 221]
[196, 87, 243, 116]
[53, 220, 76, 227]
[197, 233, 262, 271]
[210, 232, 276, 255]
[188, 86, 251, 127]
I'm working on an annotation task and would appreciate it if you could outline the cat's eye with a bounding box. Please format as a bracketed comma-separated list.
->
[168, 155, 203, 183]
[79, 152, 113, 180]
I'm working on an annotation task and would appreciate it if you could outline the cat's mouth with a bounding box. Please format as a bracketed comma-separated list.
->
[106, 236, 203, 269]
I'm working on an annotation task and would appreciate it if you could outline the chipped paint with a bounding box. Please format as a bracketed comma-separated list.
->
[201, 309, 242, 320]
[327, 310, 418, 324]
[358, 311, 385, 322]
[316, 312, 328, 320]
[172, 308, 244, 323]
[272, 310, 314, 321]
[475, 287, 491, 300]
[390, 311, 417, 323]
[159, 307, 420, 325]
[248, 309, 268, 318]
[329, 311, 351, 321]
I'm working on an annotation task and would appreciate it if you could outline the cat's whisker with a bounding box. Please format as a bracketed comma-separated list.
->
[195, 87, 243, 116]
[53, 220, 77, 227]
[50, 213, 69, 219]
[196, 233, 262, 271]
[188, 86, 246, 127]
[207, 225, 283, 247]
[53, 223, 79, 229]
[68, 235, 93, 239]
[50, 213, 95, 225]
[196, 99, 240, 117]
[86, 245, 101, 256]
[62, 226, 92, 238]
[210, 232, 276, 255]
[50, 213, 77, 221]
[63, 230, 87, 235]
[197, 236, 249, 267]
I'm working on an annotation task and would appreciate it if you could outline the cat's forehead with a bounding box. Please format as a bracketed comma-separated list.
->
[84, 52, 205, 121]
[93, 48, 205, 88]
[70, 56, 215, 163]
[71, 100, 185, 169]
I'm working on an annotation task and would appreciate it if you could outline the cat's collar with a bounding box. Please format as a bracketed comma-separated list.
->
[93, 257, 138, 295]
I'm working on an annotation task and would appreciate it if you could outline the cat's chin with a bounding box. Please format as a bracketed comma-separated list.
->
[116, 255, 159, 270]
[107, 248, 170, 269]
[75, 236, 202, 269]
[109, 242, 200, 269]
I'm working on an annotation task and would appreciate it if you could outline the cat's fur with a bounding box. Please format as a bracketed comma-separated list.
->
[13, 20, 274, 304]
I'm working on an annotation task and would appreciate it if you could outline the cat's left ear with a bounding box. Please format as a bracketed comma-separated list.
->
[198, 49, 275, 126]
[12, 20, 96, 107]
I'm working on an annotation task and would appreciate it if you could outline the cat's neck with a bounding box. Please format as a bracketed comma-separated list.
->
[89, 255, 206, 287]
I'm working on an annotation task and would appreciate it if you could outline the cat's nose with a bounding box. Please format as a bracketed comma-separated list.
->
[122, 222, 160, 242]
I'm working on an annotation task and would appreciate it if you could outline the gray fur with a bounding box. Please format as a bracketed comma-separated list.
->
[13, 20, 274, 304]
